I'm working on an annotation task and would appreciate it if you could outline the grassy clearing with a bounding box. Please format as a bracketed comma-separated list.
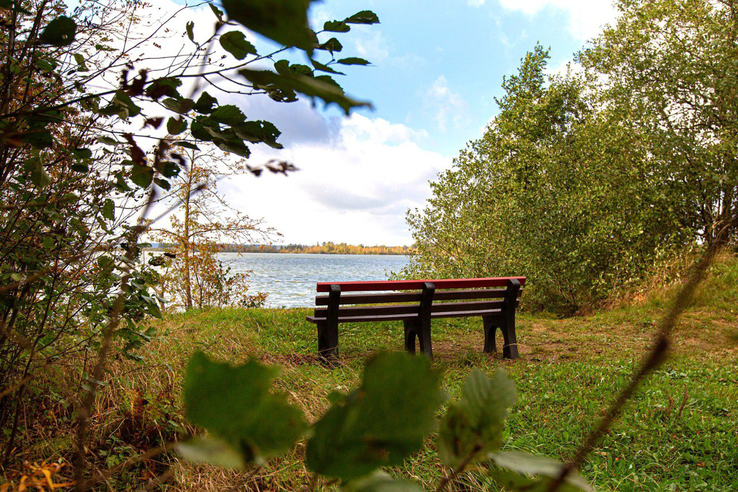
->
[7, 257, 738, 490]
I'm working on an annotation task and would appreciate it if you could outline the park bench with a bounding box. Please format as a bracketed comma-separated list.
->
[306, 277, 525, 361]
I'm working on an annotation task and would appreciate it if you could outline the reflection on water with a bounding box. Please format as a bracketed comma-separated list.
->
[221, 253, 409, 308]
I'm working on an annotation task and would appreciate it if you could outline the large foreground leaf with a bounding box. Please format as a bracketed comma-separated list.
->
[437, 368, 517, 467]
[306, 352, 445, 481]
[221, 0, 315, 53]
[239, 68, 371, 114]
[182, 352, 308, 465]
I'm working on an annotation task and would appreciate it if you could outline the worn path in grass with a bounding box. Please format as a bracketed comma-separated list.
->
[113, 257, 738, 491]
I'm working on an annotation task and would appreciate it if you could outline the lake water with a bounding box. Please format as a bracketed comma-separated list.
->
[220, 253, 410, 308]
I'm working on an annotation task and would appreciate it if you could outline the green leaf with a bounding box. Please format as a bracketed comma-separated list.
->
[233, 120, 283, 149]
[193, 91, 217, 114]
[160, 161, 181, 179]
[71, 147, 92, 159]
[337, 57, 371, 66]
[0, 1, 31, 14]
[154, 178, 171, 191]
[190, 119, 212, 141]
[177, 436, 244, 469]
[36, 58, 56, 73]
[71, 162, 89, 173]
[221, 0, 316, 53]
[186, 21, 195, 42]
[437, 368, 517, 467]
[219, 31, 257, 60]
[101, 199, 115, 221]
[210, 105, 246, 125]
[209, 3, 225, 22]
[489, 451, 593, 491]
[24, 156, 51, 188]
[167, 117, 187, 135]
[162, 97, 195, 114]
[274, 59, 313, 77]
[130, 164, 153, 188]
[323, 20, 350, 33]
[97, 136, 118, 146]
[145, 77, 183, 100]
[217, 139, 251, 157]
[239, 68, 371, 114]
[344, 471, 423, 492]
[73, 53, 88, 71]
[317, 37, 343, 54]
[39, 16, 77, 46]
[100, 91, 141, 119]
[184, 352, 308, 464]
[305, 352, 445, 481]
[311, 59, 344, 75]
[173, 141, 200, 151]
[345, 10, 380, 25]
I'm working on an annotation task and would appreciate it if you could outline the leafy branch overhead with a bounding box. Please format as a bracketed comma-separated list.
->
[3, 0, 379, 194]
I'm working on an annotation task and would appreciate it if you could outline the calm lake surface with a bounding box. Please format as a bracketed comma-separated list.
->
[220, 253, 409, 308]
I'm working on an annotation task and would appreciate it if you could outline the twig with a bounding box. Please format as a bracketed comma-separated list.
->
[436, 444, 483, 492]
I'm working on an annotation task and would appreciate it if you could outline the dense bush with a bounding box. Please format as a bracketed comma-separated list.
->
[404, 0, 738, 314]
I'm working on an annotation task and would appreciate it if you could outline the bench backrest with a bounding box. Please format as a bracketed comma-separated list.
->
[316, 277, 526, 292]
[311, 277, 525, 323]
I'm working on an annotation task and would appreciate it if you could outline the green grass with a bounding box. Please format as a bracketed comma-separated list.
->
[7, 257, 738, 490]
[112, 272, 736, 490]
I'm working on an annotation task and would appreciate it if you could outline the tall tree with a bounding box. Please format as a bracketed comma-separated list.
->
[151, 143, 274, 310]
[580, 0, 738, 245]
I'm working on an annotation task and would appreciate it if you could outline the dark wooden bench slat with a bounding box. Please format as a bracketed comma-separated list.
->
[431, 308, 502, 319]
[307, 308, 504, 325]
[314, 303, 419, 318]
[315, 291, 422, 306]
[312, 299, 518, 320]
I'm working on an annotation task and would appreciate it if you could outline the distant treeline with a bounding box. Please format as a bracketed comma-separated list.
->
[151, 242, 413, 255]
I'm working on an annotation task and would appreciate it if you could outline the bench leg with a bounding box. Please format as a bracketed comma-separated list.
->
[403, 320, 433, 361]
[483, 315, 498, 354]
[403, 321, 417, 354]
[500, 316, 519, 359]
[317, 321, 338, 361]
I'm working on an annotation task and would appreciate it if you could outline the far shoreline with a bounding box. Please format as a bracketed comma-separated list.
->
[145, 242, 414, 256]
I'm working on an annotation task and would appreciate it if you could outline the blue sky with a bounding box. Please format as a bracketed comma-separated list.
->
[161, 0, 618, 245]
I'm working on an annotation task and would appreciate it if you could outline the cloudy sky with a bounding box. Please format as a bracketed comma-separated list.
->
[162, 0, 619, 245]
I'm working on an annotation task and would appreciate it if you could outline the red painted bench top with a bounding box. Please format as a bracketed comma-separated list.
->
[316, 276, 527, 292]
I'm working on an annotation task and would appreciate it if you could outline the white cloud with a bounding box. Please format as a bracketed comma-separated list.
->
[424, 76, 469, 132]
[468, 0, 487, 7]
[498, 0, 618, 40]
[220, 110, 450, 246]
[353, 30, 390, 63]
